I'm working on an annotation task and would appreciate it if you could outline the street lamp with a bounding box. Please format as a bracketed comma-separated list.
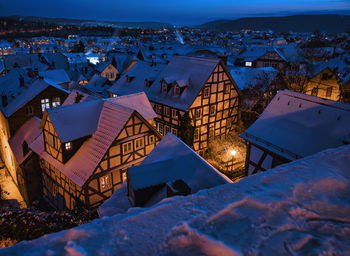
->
[229, 149, 237, 156]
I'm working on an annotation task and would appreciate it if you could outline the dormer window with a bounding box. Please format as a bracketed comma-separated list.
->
[52, 97, 61, 107]
[161, 80, 168, 92]
[126, 75, 135, 83]
[245, 61, 252, 67]
[174, 84, 181, 96]
[65, 142, 72, 150]
[145, 79, 154, 87]
[41, 98, 50, 112]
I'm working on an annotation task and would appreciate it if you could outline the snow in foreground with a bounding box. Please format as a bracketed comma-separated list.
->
[2, 145, 350, 256]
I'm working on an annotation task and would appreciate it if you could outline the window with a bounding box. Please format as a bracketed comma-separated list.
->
[165, 106, 170, 117]
[158, 123, 164, 135]
[100, 174, 112, 192]
[194, 128, 199, 141]
[112, 93, 118, 98]
[174, 85, 181, 96]
[326, 87, 333, 97]
[25, 106, 33, 116]
[245, 61, 252, 67]
[172, 109, 178, 118]
[52, 97, 61, 107]
[65, 142, 72, 150]
[156, 104, 162, 114]
[224, 84, 230, 94]
[123, 141, 133, 154]
[149, 135, 155, 144]
[110, 73, 114, 79]
[210, 105, 216, 116]
[195, 109, 202, 118]
[165, 126, 171, 134]
[171, 128, 177, 136]
[162, 80, 168, 92]
[41, 98, 50, 112]
[203, 87, 210, 98]
[322, 73, 328, 80]
[311, 87, 318, 96]
[134, 138, 144, 150]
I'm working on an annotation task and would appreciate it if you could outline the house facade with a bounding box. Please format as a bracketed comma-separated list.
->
[109, 56, 241, 153]
[29, 97, 161, 210]
[241, 90, 350, 176]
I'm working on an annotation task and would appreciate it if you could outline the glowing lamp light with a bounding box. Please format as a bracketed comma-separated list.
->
[229, 149, 237, 156]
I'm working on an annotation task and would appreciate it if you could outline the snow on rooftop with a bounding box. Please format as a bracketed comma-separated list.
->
[241, 90, 350, 160]
[46, 100, 103, 143]
[3, 145, 350, 255]
[129, 133, 231, 193]
[105, 92, 156, 121]
[9, 117, 41, 165]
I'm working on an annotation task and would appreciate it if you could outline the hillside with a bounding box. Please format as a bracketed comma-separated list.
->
[197, 15, 350, 33]
[1, 15, 173, 29]
[1, 145, 350, 255]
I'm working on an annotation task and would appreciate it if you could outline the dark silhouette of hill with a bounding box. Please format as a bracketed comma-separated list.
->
[197, 15, 350, 33]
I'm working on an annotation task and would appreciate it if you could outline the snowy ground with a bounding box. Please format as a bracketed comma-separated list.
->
[0, 157, 26, 209]
[1, 145, 350, 255]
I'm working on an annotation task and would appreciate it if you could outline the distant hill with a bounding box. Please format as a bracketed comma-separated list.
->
[1, 15, 173, 29]
[196, 15, 350, 33]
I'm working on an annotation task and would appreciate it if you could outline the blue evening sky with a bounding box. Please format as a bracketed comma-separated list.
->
[0, 0, 349, 25]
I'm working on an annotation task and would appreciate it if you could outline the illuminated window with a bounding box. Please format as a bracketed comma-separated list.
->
[158, 123, 164, 135]
[326, 87, 333, 97]
[149, 135, 155, 144]
[156, 104, 162, 114]
[171, 128, 177, 136]
[195, 109, 202, 118]
[134, 138, 144, 150]
[52, 97, 61, 107]
[172, 109, 178, 118]
[203, 87, 210, 98]
[165, 125, 170, 134]
[165, 106, 170, 117]
[65, 142, 72, 150]
[245, 61, 252, 67]
[41, 98, 50, 112]
[123, 141, 133, 154]
[194, 128, 199, 141]
[100, 174, 112, 192]
[210, 105, 216, 116]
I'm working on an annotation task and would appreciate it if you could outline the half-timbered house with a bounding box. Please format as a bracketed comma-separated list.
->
[109, 56, 241, 152]
[240, 90, 350, 176]
[29, 96, 161, 210]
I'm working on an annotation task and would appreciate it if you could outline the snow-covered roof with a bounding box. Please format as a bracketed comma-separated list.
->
[5, 145, 350, 255]
[2, 79, 69, 118]
[128, 133, 231, 193]
[62, 89, 99, 106]
[106, 92, 156, 120]
[9, 117, 41, 165]
[39, 69, 71, 86]
[147, 56, 221, 111]
[84, 74, 110, 97]
[230, 67, 279, 90]
[241, 90, 350, 160]
[30, 100, 135, 186]
[45, 100, 104, 143]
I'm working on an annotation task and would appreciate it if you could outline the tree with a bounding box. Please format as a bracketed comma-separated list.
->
[179, 112, 194, 147]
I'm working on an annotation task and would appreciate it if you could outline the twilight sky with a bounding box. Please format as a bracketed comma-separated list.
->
[0, 0, 349, 25]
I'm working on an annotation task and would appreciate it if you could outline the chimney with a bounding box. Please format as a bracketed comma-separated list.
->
[1, 91, 8, 107]
[19, 75, 24, 87]
[217, 54, 228, 66]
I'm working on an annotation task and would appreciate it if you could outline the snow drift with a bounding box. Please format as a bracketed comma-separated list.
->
[1, 145, 350, 256]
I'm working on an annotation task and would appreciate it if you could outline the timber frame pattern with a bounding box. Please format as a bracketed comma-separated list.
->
[40, 112, 161, 210]
[152, 63, 240, 152]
